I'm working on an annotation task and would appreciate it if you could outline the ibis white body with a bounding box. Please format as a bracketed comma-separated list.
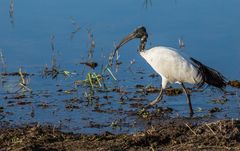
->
[140, 46, 203, 89]
[114, 26, 226, 116]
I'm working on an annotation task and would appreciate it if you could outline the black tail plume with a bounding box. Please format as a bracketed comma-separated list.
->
[190, 58, 227, 89]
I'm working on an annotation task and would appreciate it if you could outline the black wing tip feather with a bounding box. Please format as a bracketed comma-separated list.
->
[190, 57, 227, 89]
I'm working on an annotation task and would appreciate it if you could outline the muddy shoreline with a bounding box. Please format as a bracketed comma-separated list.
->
[1, 118, 240, 151]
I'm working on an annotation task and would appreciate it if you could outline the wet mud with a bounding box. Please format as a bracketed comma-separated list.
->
[0, 119, 240, 151]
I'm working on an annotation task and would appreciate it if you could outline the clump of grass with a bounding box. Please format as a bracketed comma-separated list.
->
[75, 72, 102, 89]
[42, 35, 60, 79]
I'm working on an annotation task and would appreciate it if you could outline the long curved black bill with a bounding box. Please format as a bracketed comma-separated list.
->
[113, 32, 137, 58]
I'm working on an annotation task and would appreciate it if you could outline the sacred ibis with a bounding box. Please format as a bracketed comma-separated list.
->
[113, 26, 226, 116]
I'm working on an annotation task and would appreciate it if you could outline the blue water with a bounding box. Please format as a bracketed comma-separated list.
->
[0, 0, 240, 134]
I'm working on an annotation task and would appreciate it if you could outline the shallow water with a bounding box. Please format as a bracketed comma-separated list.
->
[0, 0, 240, 134]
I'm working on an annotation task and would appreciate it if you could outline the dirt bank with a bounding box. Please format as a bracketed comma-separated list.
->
[1, 119, 240, 151]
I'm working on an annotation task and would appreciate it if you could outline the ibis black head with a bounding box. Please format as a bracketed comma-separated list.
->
[113, 26, 148, 57]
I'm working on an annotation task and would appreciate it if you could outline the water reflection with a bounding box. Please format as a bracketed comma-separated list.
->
[9, 0, 15, 27]
[86, 28, 95, 60]
[70, 18, 81, 40]
[143, 0, 152, 8]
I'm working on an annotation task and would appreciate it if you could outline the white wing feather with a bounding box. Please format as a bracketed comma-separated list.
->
[140, 46, 202, 86]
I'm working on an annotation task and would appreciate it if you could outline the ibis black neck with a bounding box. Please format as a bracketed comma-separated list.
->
[138, 32, 148, 52]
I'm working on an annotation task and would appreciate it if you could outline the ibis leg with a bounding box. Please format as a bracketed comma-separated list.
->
[145, 87, 164, 109]
[181, 83, 194, 116]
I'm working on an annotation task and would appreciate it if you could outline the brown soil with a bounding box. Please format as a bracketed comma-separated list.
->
[1, 119, 240, 151]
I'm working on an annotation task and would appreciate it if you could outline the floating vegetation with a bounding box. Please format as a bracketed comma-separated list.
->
[208, 107, 222, 113]
[9, 94, 26, 100]
[17, 101, 32, 106]
[37, 102, 49, 109]
[137, 107, 173, 119]
[136, 85, 183, 96]
[80, 61, 98, 69]
[210, 97, 228, 105]
[228, 80, 240, 88]
[0, 72, 31, 76]
[63, 88, 77, 95]
[65, 104, 80, 111]
[129, 102, 144, 108]
[145, 85, 159, 93]
[84, 90, 99, 102]
[165, 88, 183, 96]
